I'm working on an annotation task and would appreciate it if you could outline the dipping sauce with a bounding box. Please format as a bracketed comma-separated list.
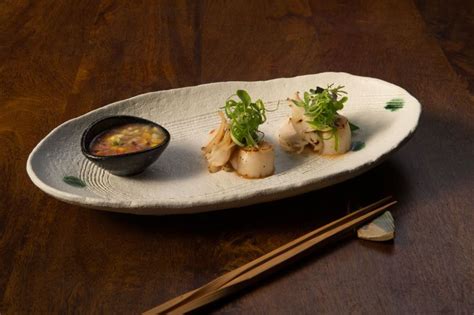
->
[89, 123, 166, 156]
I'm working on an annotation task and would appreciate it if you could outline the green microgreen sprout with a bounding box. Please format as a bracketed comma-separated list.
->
[223, 90, 269, 148]
[290, 84, 348, 132]
[289, 84, 350, 151]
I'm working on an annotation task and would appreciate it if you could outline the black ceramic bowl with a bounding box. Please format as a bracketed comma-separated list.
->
[81, 116, 170, 176]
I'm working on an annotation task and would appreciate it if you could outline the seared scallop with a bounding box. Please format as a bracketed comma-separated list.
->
[230, 141, 275, 178]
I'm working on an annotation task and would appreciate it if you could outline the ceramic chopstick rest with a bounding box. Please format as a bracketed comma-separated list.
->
[357, 211, 395, 241]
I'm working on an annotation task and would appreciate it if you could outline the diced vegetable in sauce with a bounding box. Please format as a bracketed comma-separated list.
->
[90, 123, 166, 156]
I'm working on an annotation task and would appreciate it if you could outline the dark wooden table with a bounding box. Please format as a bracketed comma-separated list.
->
[1, 1, 473, 313]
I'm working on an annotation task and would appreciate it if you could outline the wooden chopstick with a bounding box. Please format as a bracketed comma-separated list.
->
[168, 200, 396, 314]
[144, 197, 393, 314]
[144, 197, 396, 314]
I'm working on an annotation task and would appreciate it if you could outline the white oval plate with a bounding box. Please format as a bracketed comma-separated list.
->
[27, 73, 421, 215]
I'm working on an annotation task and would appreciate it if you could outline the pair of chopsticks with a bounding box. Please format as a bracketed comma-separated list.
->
[144, 196, 397, 314]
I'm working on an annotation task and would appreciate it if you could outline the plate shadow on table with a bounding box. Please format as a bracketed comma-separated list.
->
[101, 159, 411, 245]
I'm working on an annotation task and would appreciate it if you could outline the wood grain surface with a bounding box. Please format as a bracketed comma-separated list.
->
[1, 0, 473, 314]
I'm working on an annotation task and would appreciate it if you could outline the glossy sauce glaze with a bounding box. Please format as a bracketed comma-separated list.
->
[90, 123, 166, 156]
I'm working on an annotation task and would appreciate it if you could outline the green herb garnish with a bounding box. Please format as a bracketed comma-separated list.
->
[63, 176, 86, 188]
[290, 84, 348, 132]
[223, 90, 267, 148]
[290, 84, 350, 151]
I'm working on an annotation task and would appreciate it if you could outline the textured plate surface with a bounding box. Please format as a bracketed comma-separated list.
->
[27, 73, 421, 215]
